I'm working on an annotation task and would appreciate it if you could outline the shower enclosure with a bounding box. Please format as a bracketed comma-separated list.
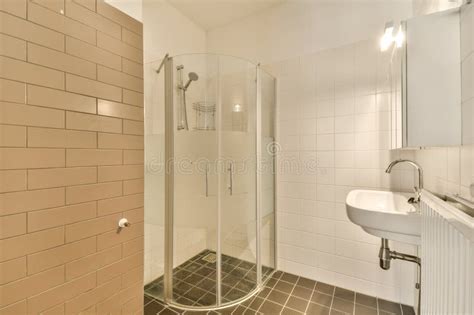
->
[144, 54, 277, 311]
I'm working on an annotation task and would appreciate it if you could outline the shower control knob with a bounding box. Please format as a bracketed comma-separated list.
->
[118, 218, 131, 228]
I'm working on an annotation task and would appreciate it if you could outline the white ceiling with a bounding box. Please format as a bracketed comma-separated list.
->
[105, 0, 143, 21]
[166, 0, 287, 30]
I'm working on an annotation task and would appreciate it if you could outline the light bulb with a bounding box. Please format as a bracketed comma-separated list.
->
[233, 104, 242, 112]
[395, 27, 404, 48]
[380, 21, 394, 52]
[380, 35, 392, 52]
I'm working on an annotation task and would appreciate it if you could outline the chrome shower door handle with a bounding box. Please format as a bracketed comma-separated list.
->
[228, 162, 233, 196]
[205, 162, 209, 197]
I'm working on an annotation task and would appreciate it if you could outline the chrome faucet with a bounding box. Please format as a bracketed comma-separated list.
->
[385, 159, 424, 203]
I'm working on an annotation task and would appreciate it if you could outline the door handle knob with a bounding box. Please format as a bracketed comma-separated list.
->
[118, 218, 131, 228]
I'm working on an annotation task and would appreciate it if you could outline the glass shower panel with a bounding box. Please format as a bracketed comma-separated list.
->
[218, 56, 258, 302]
[147, 53, 278, 311]
[144, 57, 166, 289]
[260, 70, 276, 279]
[171, 54, 219, 307]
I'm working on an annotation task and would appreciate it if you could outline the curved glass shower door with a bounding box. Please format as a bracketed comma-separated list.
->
[218, 56, 258, 304]
[165, 54, 220, 308]
[156, 53, 275, 311]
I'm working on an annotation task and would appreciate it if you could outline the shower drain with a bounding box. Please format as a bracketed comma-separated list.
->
[202, 253, 217, 263]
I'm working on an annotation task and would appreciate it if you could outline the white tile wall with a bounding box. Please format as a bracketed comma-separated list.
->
[263, 39, 418, 305]
[259, 7, 474, 305]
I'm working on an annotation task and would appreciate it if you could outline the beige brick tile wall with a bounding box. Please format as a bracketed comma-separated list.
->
[0, 0, 144, 314]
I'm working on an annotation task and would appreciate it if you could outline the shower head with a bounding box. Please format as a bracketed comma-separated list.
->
[183, 72, 199, 90]
[189, 72, 199, 81]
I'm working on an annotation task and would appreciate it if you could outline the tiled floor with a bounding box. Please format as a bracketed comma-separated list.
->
[144, 269, 415, 315]
[145, 250, 274, 307]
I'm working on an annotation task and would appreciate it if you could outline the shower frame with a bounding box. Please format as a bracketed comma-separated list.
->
[162, 54, 277, 311]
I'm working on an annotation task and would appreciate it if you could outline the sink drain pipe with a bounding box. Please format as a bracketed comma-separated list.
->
[379, 239, 420, 269]
[379, 239, 421, 314]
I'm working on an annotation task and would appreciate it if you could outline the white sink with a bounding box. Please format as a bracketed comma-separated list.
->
[346, 190, 421, 245]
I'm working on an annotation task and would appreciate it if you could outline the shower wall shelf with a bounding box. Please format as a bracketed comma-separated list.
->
[193, 101, 216, 130]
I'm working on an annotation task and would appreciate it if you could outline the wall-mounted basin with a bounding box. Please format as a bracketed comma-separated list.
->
[346, 190, 421, 245]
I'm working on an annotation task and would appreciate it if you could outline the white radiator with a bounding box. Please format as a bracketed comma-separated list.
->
[420, 191, 474, 315]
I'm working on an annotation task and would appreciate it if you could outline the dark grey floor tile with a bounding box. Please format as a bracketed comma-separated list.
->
[285, 296, 309, 313]
[239, 296, 253, 308]
[144, 301, 165, 315]
[243, 308, 261, 315]
[148, 285, 164, 299]
[175, 270, 193, 280]
[217, 306, 236, 315]
[239, 261, 255, 270]
[185, 273, 205, 286]
[221, 254, 231, 263]
[195, 267, 215, 277]
[315, 282, 335, 295]
[296, 277, 316, 290]
[281, 307, 304, 315]
[222, 263, 236, 273]
[245, 272, 257, 282]
[222, 284, 234, 296]
[354, 304, 377, 315]
[223, 275, 241, 286]
[143, 250, 386, 315]
[334, 287, 355, 302]
[197, 292, 216, 306]
[190, 251, 207, 260]
[280, 272, 299, 284]
[183, 287, 208, 302]
[166, 305, 185, 314]
[248, 297, 265, 311]
[331, 297, 354, 314]
[401, 304, 416, 315]
[262, 266, 272, 272]
[264, 277, 277, 288]
[159, 308, 179, 315]
[197, 278, 216, 292]
[273, 280, 295, 294]
[378, 299, 402, 315]
[311, 292, 333, 307]
[355, 293, 377, 309]
[234, 279, 256, 292]
[258, 300, 284, 314]
[306, 303, 330, 315]
[183, 311, 209, 315]
[144, 295, 154, 306]
[224, 288, 246, 301]
[257, 287, 271, 299]
[175, 296, 194, 306]
[231, 305, 247, 315]
[266, 288, 289, 305]
[174, 281, 193, 295]
[292, 285, 312, 300]
[271, 271, 283, 279]
[183, 262, 202, 273]
[230, 267, 249, 278]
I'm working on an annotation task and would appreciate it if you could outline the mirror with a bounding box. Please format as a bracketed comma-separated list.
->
[461, 3, 474, 145]
[390, 8, 462, 149]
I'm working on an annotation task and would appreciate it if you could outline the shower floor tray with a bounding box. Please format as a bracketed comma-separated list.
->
[144, 249, 274, 307]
